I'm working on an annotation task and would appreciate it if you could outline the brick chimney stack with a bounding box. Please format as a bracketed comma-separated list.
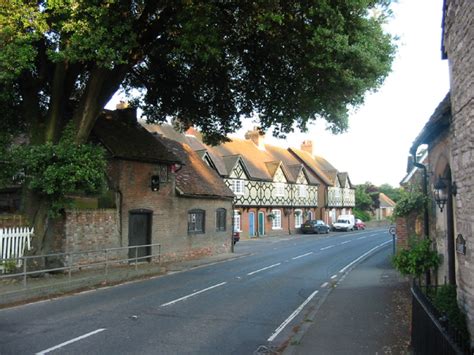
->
[301, 140, 313, 155]
[245, 127, 265, 150]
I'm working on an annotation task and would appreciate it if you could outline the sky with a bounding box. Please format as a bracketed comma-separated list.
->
[108, 0, 450, 188]
[232, 0, 450, 187]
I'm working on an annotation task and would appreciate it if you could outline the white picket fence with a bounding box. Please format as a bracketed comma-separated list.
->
[0, 227, 34, 265]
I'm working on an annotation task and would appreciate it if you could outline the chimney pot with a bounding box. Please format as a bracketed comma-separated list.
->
[301, 140, 313, 155]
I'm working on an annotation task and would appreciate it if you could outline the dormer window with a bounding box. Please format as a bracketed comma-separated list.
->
[274, 183, 285, 197]
[298, 184, 307, 198]
[231, 179, 245, 195]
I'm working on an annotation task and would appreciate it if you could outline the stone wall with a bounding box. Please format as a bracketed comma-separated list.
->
[444, 0, 474, 339]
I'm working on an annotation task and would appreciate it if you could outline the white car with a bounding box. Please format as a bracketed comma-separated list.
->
[332, 218, 355, 231]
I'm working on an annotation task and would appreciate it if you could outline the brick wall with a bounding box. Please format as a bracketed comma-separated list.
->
[114, 160, 233, 263]
[0, 214, 29, 229]
[395, 213, 423, 250]
[444, 0, 474, 338]
[63, 209, 121, 265]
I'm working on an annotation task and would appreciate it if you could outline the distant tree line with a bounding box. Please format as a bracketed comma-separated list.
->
[354, 182, 402, 221]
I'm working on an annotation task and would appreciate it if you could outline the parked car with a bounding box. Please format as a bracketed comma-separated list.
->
[354, 219, 366, 230]
[301, 220, 330, 234]
[232, 231, 240, 245]
[332, 217, 355, 231]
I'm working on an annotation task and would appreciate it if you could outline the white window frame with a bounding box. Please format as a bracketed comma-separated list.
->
[233, 210, 241, 232]
[274, 183, 285, 197]
[298, 184, 307, 198]
[272, 209, 282, 229]
[231, 179, 245, 195]
[295, 209, 303, 228]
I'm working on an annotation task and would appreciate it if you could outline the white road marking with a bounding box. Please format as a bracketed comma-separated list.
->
[321, 282, 329, 288]
[339, 240, 392, 274]
[160, 282, 227, 307]
[247, 263, 281, 276]
[370, 234, 378, 237]
[267, 290, 319, 342]
[36, 328, 106, 355]
[320, 245, 335, 250]
[292, 252, 313, 260]
[357, 236, 366, 240]
[341, 240, 352, 244]
[331, 274, 337, 279]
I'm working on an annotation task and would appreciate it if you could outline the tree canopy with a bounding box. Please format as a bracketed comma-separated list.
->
[1, 0, 396, 147]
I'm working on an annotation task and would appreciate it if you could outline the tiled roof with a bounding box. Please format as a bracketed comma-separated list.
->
[338, 172, 351, 188]
[213, 138, 274, 180]
[379, 193, 396, 208]
[93, 110, 180, 164]
[288, 148, 333, 185]
[158, 136, 234, 199]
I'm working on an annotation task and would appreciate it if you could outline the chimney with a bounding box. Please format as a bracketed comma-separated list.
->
[245, 127, 265, 150]
[115, 102, 137, 126]
[301, 140, 313, 155]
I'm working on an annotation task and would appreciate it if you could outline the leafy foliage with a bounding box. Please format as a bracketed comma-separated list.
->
[428, 285, 470, 340]
[353, 208, 371, 222]
[393, 189, 427, 218]
[378, 183, 402, 202]
[1, 0, 396, 146]
[392, 238, 440, 278]
[1, 125, 106, 216]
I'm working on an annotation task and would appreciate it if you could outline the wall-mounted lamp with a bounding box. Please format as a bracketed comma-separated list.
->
[151, 175, 160, 191]
[433, 176, 457, 212]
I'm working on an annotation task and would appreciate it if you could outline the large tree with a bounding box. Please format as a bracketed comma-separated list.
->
[1, 0, 396, 253]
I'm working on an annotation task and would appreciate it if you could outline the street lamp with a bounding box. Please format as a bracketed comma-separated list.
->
[433, 176, 447, 212]
[433, 176, 457, 212]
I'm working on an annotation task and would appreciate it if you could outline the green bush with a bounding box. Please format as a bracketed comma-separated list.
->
[354, 208, 371, 222]
[429, 285, 470, 340]
[393, 190, 427, 218]
[392, 237, 440, 278]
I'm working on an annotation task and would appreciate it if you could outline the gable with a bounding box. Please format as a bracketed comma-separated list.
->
[229, 160, 248, 179]
[273, 166, 287, 183]
[296, 169, 308, 184]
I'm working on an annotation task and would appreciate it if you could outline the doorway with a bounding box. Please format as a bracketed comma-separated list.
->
[249, 212, 255, 237]
[128, 210, 152, 262]
[258, 211, 265, 236]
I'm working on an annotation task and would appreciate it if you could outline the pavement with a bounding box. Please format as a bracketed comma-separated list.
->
[282, 245, 412, 355]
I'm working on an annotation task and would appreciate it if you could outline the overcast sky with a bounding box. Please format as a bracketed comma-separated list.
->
[233, 0, 450, 187]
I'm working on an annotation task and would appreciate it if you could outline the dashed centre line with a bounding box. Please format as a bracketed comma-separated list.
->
[340, 240, 352, 244]
[320, 245, 335, 250]
[36, 328, 106, 355]
[357, 236, 367, 240]
[292, 252, 314, 260]
[247, 263, 281, 276]
[161, 282, 227, 307]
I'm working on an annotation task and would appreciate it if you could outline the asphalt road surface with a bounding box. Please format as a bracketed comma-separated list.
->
[0, 228, 392, 354]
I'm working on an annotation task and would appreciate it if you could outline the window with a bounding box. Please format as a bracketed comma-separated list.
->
[298, 184, 307, 198]
[295, 209, 303, 228]
[274, 183, 285, 197]
[308, 211, 314, 221]
[233, 210, 241, 231]
[231, 179, 245, 195]
[216, 208, 226, 231]
[272, 209, 282, 229]
[188, 209, 205, 234]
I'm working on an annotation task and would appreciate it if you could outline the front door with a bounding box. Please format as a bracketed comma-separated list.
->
[128, 210, 152, 261]
[258, 212, 265, 236]
[249, 212, 255, 237]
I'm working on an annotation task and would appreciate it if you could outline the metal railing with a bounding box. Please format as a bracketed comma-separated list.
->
[0, 243, 161, 287]
[411, 282, 472, 354]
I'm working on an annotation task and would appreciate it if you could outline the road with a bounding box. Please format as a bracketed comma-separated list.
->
[0, 228, 392, 354]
